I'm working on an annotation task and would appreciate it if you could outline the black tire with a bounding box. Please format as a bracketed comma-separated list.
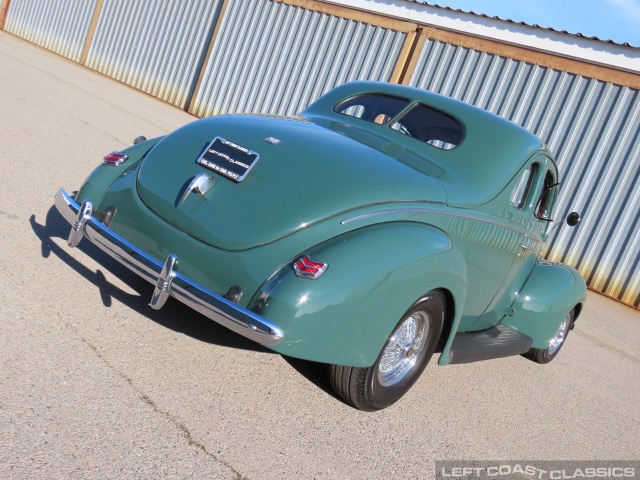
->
[330, 290, 445, 411]
[524, 309, 575, 364]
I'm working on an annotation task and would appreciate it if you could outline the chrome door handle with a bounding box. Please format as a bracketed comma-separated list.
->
[520, 244, 534, 252]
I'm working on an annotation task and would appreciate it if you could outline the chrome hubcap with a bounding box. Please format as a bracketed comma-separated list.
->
[378, 312, 428, 387]
[548, 313, 570, 354]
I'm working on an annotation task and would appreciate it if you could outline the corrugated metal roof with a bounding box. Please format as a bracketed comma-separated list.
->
[402, 0, 639, 49]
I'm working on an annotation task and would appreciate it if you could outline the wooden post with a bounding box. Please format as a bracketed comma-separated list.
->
[390, 27, 423, 85]
[396, 29, 428, 85]
[80, 0, 105, 65]
[0, 0, 13, 30]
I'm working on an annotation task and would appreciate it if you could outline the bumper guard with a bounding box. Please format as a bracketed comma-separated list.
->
[54, 188, 283, 345]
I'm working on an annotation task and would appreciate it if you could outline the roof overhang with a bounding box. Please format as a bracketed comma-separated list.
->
[320, 0, 640, 75]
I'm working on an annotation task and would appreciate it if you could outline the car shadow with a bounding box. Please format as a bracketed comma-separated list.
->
[31, 205, 268, 353]
[285, 359, 365, 408]
[33, 204, 348, 403]
[282, 357, 341, 401]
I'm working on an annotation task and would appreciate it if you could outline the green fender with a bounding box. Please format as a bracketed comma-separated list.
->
[249, 222, 467, 367]
[76, 136, 164, 204]
[502, 259, 587, 349]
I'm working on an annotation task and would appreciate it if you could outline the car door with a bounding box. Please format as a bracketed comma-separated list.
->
[469, 155, 555, 330]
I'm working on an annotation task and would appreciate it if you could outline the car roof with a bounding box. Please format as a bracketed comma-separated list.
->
[302, 81, 546, 205]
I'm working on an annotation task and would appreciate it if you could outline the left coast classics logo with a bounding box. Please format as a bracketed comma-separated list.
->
[197, 137, 260, 183]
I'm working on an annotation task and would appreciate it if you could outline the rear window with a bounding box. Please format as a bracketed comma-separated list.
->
[391, 103, 464, 150]
[334, 94, 410, 125]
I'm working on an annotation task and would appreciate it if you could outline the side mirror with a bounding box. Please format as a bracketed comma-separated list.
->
[566, 212, 581, 227]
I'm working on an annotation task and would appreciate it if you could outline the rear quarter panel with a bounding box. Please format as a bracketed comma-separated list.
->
[76, 137, 164, 205]
[249, 222, 467, 367]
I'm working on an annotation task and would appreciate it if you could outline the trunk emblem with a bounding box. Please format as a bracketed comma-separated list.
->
[265, 137, 281, 145]
[178, 172, 215, 206]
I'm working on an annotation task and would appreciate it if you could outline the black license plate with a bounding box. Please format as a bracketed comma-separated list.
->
[197, 137, 259, 182]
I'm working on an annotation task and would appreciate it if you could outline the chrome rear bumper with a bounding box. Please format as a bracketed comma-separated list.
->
[54, 188, 283, 345]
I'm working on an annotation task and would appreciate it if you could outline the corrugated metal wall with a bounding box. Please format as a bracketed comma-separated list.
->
[191, 0, 407, 117]
[85, 0, 223, 108]
[2, 0, 639, 308]
[409, 39, 640, 308]
[3, 0, 98, 62]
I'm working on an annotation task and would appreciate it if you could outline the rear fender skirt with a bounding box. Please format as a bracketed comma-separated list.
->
[502, 260, 587, 349]
[248, 222, 467, 367]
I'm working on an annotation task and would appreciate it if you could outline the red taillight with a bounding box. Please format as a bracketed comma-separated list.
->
[294, 255, 328, 280]
[103, 151, 128, 166]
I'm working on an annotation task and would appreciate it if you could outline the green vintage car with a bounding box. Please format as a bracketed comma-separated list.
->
[55, 81, 586, 411]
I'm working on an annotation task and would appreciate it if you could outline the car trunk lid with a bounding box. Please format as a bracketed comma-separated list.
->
[136, 115, 446, 250]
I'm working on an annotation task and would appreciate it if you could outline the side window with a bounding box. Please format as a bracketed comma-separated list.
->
[536, 170, 558, 220]
[334, 94, 410, 125]
[510, 163, 538, 208]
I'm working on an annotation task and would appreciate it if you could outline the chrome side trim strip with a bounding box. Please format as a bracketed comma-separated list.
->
[54, 188, 283, 346]
[341, 208, 533, 238]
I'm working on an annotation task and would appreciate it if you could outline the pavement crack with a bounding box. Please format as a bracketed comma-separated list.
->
[573, 328, 640, 364]
[73, 329, 248, 480]
[0, 209, 19, 220]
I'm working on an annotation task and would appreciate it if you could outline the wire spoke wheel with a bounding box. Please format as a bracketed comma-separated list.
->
[378, 312, 428, 387]
[524, 308, 575, 364]
[330, 290, 445, 411]
[547, 313, 570, 354]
